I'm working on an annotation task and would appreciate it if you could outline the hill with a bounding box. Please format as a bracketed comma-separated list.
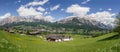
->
[0, 30, 120, 52]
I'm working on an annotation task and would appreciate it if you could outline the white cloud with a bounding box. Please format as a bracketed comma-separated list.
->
[44, 12, 48, 15]
[44, 12, 50, 15]
[66, 4, 90, 17]
[50, 4, 60, 11]
[16, 0, 55, 22]
[26, 0, 49, 6]
[108, 8, 112, 11]
[34, 15, 43, 19]
[17, 6, 42, 16]
[37, 7, 45, 12]
[88, 11, 116, 25]
[0, 13, 11, 19]
[81, 0, 90, 4]
[15, 0, 21, 4]
[44, 16, 54, 22]
[34, 15, 54, 22]
[61, 9, 64, 11]
[18, 0, 21, 3]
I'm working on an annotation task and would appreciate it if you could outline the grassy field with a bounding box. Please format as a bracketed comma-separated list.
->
[0, 30, 120, 52]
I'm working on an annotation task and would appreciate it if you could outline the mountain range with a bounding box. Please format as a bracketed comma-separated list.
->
[0, 16, 115, 30]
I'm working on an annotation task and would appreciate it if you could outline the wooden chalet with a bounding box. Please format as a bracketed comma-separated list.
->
[46, 34, 73, 42]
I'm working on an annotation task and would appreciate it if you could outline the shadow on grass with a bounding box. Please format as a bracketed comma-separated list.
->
[98, 34, 120, 41]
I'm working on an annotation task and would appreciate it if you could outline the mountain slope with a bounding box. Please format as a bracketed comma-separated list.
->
[57, 17, 110, 30]
[0, 16, 48, 25]
[0, 16, 112, 31]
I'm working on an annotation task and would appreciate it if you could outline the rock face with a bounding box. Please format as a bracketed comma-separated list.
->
[0, 16, 45, 25]
[57, 16, 115, 29]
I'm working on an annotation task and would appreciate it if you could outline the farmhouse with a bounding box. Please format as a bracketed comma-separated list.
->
[8, 29, 14, 33]
[28, 31, 40, 35]
[17, 30, 24, 34]
[46, 34, 73, 42]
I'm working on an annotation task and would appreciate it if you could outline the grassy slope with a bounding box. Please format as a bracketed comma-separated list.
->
[0, 30, 120, 52]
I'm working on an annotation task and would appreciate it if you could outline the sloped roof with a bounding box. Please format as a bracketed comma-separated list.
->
[46, 34, 64, 39]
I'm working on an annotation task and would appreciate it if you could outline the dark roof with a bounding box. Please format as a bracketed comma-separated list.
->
[63, 36, 71, 39]
[46, 34, 64, 39]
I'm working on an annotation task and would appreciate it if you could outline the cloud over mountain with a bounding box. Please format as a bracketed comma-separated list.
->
[17, 6, 42, 16]
[66, 4, 90, 17]
[0, 0, 117, 26]
[34, 15, 54, 22]
[87, 11, 116, 26]
[65, 4, 116, 27]
[16, 0, 54, 22]
[0, 13, 11, 19]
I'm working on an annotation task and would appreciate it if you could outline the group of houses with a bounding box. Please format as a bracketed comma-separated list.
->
[3, 28, 73, 42]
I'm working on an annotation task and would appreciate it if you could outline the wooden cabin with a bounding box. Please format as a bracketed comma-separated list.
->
[17, 30, 25, 34]
[8, 29, 14, 33]
[46, 34, 73, 42]
[28, 31, 40, 35]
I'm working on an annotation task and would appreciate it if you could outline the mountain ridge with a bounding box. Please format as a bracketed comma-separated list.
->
[0, 16, 115, 30]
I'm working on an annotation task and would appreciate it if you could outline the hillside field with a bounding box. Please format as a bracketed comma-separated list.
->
[0, 30, 120, 52]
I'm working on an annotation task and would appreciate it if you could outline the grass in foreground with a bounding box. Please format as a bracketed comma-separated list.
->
[0, 30, 120, 52]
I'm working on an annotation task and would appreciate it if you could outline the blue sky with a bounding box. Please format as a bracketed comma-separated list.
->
[0, 0, 120, 21]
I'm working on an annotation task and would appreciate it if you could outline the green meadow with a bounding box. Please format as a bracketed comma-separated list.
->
[0, 30, 120, 52]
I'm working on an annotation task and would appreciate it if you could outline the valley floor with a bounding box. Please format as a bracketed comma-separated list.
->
[0, 30, 120, 52]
